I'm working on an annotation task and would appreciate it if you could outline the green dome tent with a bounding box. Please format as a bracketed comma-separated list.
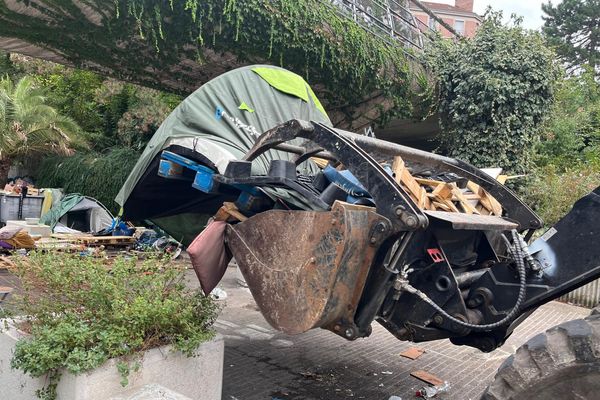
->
[117, 65, 331, 245]
[40, 193, 114, 233]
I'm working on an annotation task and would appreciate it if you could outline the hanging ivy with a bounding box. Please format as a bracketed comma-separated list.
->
[0, 0, 423, 128]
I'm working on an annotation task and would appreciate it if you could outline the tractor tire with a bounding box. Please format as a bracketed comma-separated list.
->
[481, 314, 600, 400]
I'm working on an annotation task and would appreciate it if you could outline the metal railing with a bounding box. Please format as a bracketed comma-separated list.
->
[322, 0, 433, 51]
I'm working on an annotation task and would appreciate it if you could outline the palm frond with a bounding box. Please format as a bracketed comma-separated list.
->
[0, 75, 86, 161]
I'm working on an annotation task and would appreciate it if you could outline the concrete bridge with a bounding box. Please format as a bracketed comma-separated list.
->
[0, 0, 442, 142]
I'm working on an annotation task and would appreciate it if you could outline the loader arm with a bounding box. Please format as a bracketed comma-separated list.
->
[172, 119, 600, 351]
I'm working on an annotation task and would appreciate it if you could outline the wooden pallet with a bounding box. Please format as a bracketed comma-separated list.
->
[391, 156, 503, 216]
[50, 234, 135, 247]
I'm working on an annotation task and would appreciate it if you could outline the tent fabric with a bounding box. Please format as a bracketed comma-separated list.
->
[117, 64, 331, 208]
[40, 194, 114, 233]
[116, 65, 331, 243]
[252, 67, 311, 103]
[40, 193, 83, 229]
[251, 67, 328, 117]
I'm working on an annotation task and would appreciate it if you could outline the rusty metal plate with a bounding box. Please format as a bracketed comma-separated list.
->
[226, 201, 389, 336]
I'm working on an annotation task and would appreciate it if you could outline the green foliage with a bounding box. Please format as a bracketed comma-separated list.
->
[0, 75, 84, 181]
[0, 0, 419, 127]
[33, 66, 104, 133]
[0, 51, 20, 78]
[542, 0, 600, 76]
[35, 148, 140, 213]
[535, 68, 600, 168]
[427, 12, 560, 173]
[116, 89, 178, 150]
[522, 163, 600, 227]
[4, 55, 179, 152]
[7, 251, 218, 400]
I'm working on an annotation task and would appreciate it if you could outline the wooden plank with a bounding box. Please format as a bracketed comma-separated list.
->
[77, 236, 133, 242]
[452, 187, 480, 215]
[399, 347, 425, 360]
[401, 169, 422, 200]
[418, 187, 431, 210]
[432, 201, 451, 212]
[391, 156, 405, 184]
[215, 202, 248, 222]
[411, 370, 445, 386]
[392, 156, 432, 209]
[223, 202, 248, 222]
[467, 181, 503, 216]
[415, 178, 443, 187]
[440, 198, 460, 213]
[486, 191, 503, 216]
[431, 183, 453, 200]
[478, 189, 503, 216]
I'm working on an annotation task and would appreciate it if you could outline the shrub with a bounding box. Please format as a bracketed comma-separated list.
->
[522, 163, 600, 227]
[428, 11, 560, 173]
[535, 68, 600, 169]
[35, 148, 140, 214]
[5, 251, 218, 400]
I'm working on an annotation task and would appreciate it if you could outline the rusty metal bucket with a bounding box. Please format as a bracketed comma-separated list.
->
[226, 201, 390, 337]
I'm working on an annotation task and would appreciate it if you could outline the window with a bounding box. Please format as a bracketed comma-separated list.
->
[454, 19, 465, 35]
[428, 16, 437, 31]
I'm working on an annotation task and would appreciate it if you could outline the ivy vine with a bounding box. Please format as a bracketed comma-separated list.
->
[426, 12, 560, 173]
[0, 0, 424, 128]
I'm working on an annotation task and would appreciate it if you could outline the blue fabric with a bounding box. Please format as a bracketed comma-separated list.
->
[323, 165, 369, 197]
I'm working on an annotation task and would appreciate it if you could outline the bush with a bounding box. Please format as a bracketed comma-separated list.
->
[522, 163, 600, 227]
[428, 11, 560, 173]
[535, 68, 600, 168]
[6, 251, 218, 400]
[35, 148, 140, 214]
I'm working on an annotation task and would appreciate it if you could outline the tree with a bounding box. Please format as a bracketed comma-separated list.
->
[428, 12, 560, 173]
[536, 67, 600, 168]
[0, 75, 83, 183]
[542, 0, 600, 76]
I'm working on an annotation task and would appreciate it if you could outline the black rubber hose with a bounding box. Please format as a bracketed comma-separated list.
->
[408, 230, 527, 332]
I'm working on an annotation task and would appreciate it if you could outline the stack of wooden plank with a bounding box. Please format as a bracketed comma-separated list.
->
[391, 156, 503, 216]
[37, 234, 136, 248]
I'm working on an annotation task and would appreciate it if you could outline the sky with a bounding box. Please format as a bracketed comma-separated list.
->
[434, 0, 564, 30]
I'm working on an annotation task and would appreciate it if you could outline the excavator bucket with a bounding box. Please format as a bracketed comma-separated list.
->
[226, 201, 389, 337]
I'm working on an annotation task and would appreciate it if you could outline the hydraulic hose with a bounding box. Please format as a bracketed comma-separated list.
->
[402, 230, 527, 332]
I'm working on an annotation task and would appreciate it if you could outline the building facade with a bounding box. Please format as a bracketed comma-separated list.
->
[410, 0, 482, 38]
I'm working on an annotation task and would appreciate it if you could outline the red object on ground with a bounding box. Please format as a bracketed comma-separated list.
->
[188, 220, 232, 295]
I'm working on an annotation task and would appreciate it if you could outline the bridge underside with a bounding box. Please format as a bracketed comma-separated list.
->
[0, 0, 440, 142]
[0, 0, 254, 94]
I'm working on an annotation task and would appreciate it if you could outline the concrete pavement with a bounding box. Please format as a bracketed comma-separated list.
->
[211, 267, 590, 400]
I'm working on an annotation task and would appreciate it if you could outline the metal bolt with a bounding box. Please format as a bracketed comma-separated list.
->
[370, 236, 377, 244]
[344, 328, 354, 338]
[403, 215, 418, 228]
[433, 315, 444, 325]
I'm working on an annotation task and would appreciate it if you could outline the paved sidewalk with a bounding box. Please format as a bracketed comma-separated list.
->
[208, 267, 590, 400]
